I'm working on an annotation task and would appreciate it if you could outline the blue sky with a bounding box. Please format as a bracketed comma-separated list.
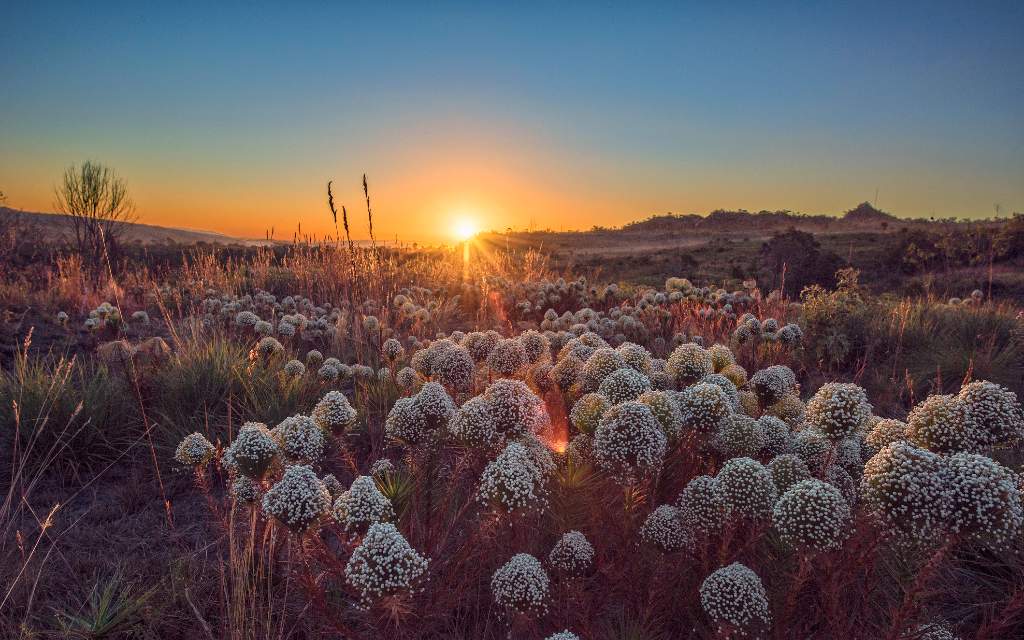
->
[2, 1, 1022, 239]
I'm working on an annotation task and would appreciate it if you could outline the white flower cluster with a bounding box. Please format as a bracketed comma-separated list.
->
[235, 310, 259, 328]
[230, 474, 261, 503]
[462, 330, 500, 363]
[569, 393, 611, 435]
[637, 390, 683, 441]
[617, 341, 652, 375]
[640, 504, 690, 552]
[312, 390, 358, 434]
[518, 329, 551, 364]
[429, 342, 475, 392]
[865, 418, 907, 455]
[483, 378, 551, 439]
[750, 365, 797, 405]
[226, 422, 279, 478]
[261, 464, 330, 533]
[577, 347, 626, 393]
[369, 458, 396, 477]
[385, 396, 430, 445]
[321, 473, 344, 499]
[665, 343, 712, 386]
[491, 553, 550, 616]
[678, 475, 729, 534]
[699, 562, 771, 635]
[414, 381, 456, 429]
[767, 454, 812, 494]
[487, 337, 527, 377]
[593, 401, 667, 483]
[713, 414, 766, 458]
[788, 429, 832, 474]
[763, 392, 805, 427]
[448, 395, 498, 447]
[345, 522, 429, 607]
[565, 433, 594, 465]
[907, 394, 977, 454]
[701, 373, 740, 411]
[676, 382, 733, 434]
[255, 336, 285, 359]
[381, 337, 405, 361]
[477, 442, 549, 514]
[958, 380, 1023, 448]
[944, 452, 1022, 546]
[333, 475, 395, 532]
[805, 382, 872, 439]
[273, 415, 324, 464]
[861, 442, 950, 542]
[773, 479, 851, 552]
[283, 359, 305, 377]
[709, 343, 735, 372]
[545, 632, 580, 640]
[548, 530, 594, 575]
[757, 415, 791, 455]
[597, 367, 652, 404]
[174, 432, 215, 466]
[715, 457, 778, 520]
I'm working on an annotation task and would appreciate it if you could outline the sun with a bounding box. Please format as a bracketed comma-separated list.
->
[453, 217, 477, 241]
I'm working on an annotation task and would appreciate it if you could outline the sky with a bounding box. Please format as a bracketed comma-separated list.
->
[2, 1, 1022, 243]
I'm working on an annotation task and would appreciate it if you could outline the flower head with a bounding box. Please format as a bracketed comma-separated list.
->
[491, 553, 550, 617]
[261, 464, 330, 533]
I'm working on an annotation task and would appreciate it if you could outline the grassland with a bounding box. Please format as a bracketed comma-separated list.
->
[0, 205, 1022, 639]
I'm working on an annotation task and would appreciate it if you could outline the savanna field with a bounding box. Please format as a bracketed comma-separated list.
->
[1, 214, 1023, 640]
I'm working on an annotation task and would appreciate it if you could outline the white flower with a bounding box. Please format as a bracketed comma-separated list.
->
[483, 378, 551, 440]
[491, 553, 550, 616]
[665, 343, 712, 386]
[678, 474, 729, 534]
[767, 454, 812, 494]
[805, 382, 872, 439]
[640, 504, 690, 552]
[283, 359, 305, 377]
[261, 464, 330, 533]
[312, 390, 358, 434]
[958, 380, 1023, 448]
[225, 422, 279, 479]
[448, 395, 498, 448]
[345, 522, 429, 607]
[273, 415, 325, 464]
[569, 393, 611, 435]
[676, 382, 733, 434]
[713, 414, 766, 458]
[477, 442, 548, 515]
[577, 348, 627, 393]
[230, 475, 261, 503]
[944, 452, 1022, 547]
[174, 432, 215, 466]
[861, 442, 950, 543]
[598, 367, 652, 404]
[773, 479, 851, 552]
[487, 337, 527, 377]
[548, 531, 594, 575]
[700, 563, 771, 635]
[750, 365, 797, 406]
[333, 476, 395, 532]
[715, 457, 777, 520]
[906, 394, 975, 453]
[593, 401, 667, 483]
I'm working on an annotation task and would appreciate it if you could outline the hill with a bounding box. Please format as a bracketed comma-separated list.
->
[0, 207, 257, 246]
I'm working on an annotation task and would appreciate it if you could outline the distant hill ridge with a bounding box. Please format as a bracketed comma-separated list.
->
[618, 202, 922, 234]
[0, 208, 257, 245]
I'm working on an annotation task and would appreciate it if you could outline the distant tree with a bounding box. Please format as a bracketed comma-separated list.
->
[761, 228, 844, 297]
[54, 160, 136, 276]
